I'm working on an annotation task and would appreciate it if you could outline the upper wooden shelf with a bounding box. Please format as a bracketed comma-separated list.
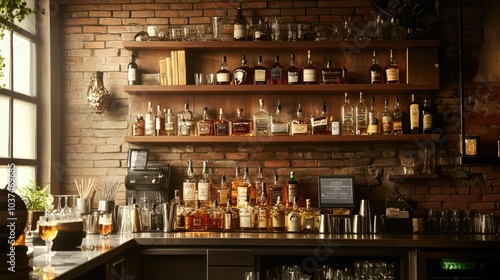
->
[123, 40, 439, 51]
[124, 84, 439, 95]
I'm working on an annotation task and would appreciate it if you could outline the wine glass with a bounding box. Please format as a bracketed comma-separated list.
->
[98, 213, 113, 238]
[38, 215, 58, 256]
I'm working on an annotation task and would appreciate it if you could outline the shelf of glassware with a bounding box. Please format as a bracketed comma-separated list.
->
[124, 134, 459, 144]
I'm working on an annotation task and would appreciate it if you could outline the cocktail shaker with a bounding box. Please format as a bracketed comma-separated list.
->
[359, 199, 372, 233]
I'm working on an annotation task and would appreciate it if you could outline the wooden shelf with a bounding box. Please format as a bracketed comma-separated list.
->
[123, 40, 439, 51]
[387, 174, 439, 180]
[125, 134, 458, 144]
[124, 84, 439, 95]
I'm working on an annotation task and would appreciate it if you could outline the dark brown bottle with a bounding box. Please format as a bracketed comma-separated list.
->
[253, 56, 268, 85]
[233, 55, 254, 85]
[268, 56, 286, 85]
[216, 56, 232, 85]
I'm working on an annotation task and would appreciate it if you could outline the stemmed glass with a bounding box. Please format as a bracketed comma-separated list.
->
[38, 215, 58, 256]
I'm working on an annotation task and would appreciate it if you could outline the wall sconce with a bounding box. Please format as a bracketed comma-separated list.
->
[87, 71, 110, 114]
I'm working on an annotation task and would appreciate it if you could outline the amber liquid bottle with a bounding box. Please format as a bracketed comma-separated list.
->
[231, 108, 253, 136]
[369, 50, 383, 84]
[384, 49, 400, 84]
[422, 97, 434, 134]
[409, 94, 420, 134]
[253, 56, 268, 85]
[286, 54, 300, 85]
[216, 56, 232, 85]
[301, 50, 318, 84]
[268, 56, 286, 85]
[233, 55, 254, 85]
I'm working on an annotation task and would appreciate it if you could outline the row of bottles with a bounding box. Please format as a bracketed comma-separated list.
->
[132, 95, 433, 136]
[215, 50, 399, 85]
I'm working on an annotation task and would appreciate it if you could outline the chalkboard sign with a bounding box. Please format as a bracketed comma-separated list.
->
[318, 176, 355, 208]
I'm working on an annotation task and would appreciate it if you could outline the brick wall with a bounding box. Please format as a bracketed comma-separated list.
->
[57, 0, 500, 215]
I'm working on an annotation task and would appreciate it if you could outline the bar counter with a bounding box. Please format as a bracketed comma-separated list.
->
[29, 232, 500, 280]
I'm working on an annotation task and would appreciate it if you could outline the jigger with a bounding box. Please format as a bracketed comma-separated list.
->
[359, 199, 372, 233]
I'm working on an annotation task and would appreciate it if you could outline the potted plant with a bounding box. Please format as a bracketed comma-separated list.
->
[17, 180, 51, 230]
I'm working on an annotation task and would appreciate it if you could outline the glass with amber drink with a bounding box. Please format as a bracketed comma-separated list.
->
[98, 212, 113, 238]
[38, 215, 58, 256]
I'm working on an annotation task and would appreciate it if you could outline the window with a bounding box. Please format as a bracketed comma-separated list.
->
[0, 0, 38, 189]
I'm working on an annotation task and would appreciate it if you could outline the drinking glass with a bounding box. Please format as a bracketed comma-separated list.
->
[194, 73, 204, 85]
[98, 212, 113, 238]
[38, 215, 58, 256]
[205, 73, 215, 85]
[211, 17, 224, 41]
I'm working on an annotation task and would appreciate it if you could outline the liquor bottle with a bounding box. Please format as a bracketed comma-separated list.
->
[218, 173, 230, 207]
[233, 55, 254, 85]
[173, 190, 186, 230]
[239, 201, 255, 230]
[216, 56, 232, 85]
[286, 54, 300, 85]
[384, 49, 400, 84]
[127, 52, 138, 85]
[197, 160, 211, 207]
[422, 97, 434, 134]
[231, 108, 253, 136]
[355, 92, 368, 135]
[233, 3, 246, 41]
[197, 107, 214, 136]
[300, 198, 315, 232]
[341, 92, 355, 136]
[145, 102, 155, 136]
[310, 101, 331, 135]
[286, 171, 299, 208]
[253, 99, 270, 136]
[287, 196, 301, 232]
[268, 171, 283, 205]
[140, 193, 150, 230]
[207, 200, 224, 230]
[367, 96, 380, 135]
[255, 182, 271, 230]
[301, 50, 318, 84]
[268, 56, 286, 85]
[230, 167, 242, 207]
[409, 94, 420, 134]
[178, 100, 194, 136]
[271, 196, 286, 231]
[155, 105, 165, 136]
[224, 198, 239, 230]
[291, 104, 310, 135]
[185, 200, 207, 231]
[237, 167, 253, 208]
[214, 108, 229, 136]
[164, 109, 176, 136]
[253, 56, 268, 85]
[183, 160, 197, 203]
[253, 19, 268, 41]
[392, 95, 403, 135]
[381, 96, 393, 135]
[369, 50, 383, 84]
[320, 57, 341, 84]
[270, 100, 290, 136]
[133, 114, 145, 136]
[254, 167, 266, 205]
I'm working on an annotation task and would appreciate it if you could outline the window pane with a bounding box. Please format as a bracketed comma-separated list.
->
[13, 99, 36, 159]
[0, 165, 36, 190]
[13, 33, 35, 96]
[0, 33, 11, 89]
[15, 0, 36, 35]
[0, 95, 9, 157]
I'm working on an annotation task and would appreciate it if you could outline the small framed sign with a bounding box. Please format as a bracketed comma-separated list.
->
[318, 176, 355, 209]
[127, 149, 149, 169]
[464, 136, 479, 156]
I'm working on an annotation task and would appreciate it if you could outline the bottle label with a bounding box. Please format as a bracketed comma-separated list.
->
[198, 182, 210, 201]
[224, 213, 232, 230]
[272, 211, 285, 228]
[234, 24, 246, 39]
[357, 114, 367, 129]
[254, 30, 262, 39]
[288, 72, 299, 84]
[145, 115, 155, 136]
[215, 123, 228, 135]
[331, 121, 340, 135]
[271, 123, 289, 134]
[237, 186, 248, 207]
[311, 117, 327, 128]
[254, 69, 266, 83]
[287, 184, 298, 204]
[410, 104, 420, 128]
[219, 189, 229, 205]
[183, 182, 197, 201]
[302, 69, 317, 83]
[239, 212, 252, 228]
[216, 72, 231, 83]
[128, 68, 137, 82]
[423, 113, 433, 130]
[291, 123, 308, 135]
[370, 70, 381, 83]
[233, 69, 247, 85]
[270, 188, 282, 205]
[382, 115, 393, 133]
[176, 215, 185, 229]
[165, 122, 175, 133]
[255, 118, 268, 131]
[198, 122, 212, 135]
[193, 218, 202, 227]
[257, 209, 268, 228]
[393, 120, 403, 132]
[287, 212, 301, 232]
[232, 121, 251, 134]
[321, 69, 340, 83]
[386, 68, 399, 82]
[303, 217, 314, 230]
[270, 68, 283, 82]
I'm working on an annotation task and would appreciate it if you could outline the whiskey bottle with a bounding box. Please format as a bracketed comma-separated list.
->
[422, 97, 434, 134]
[173, 190, 186, 230]
[369, 50, 383, 84]
[224, 198, 239, 230]
[197, 160, 211, 207]
[409, 94, 420, 134]
[253, 99, 270, 136]
[320, 57, 341, 84]
[233, 55, 254, 85]
[341, 92, 355, 136]
[269, 171, 283, 205]
[155, 105, 166, 136]
[392, 95, 403, 135]
[253, 19, 268, 41]
[178, 100, 194, 136]
[183, 160, 197, 204]
[255, 182, 271, 230]
[216, 56, 232, 85]
[301, 50, 318, 84]
[145, 101, 155, 136]
[287, 196, 301, 232]
[286, 171, 299, 208]
[218, 173, 230, 207]
[355, 92, 368, 135]
[185, 200, 207, 231]
[237, 167, 253, 208]
[268, 56, 286, 85]
[164, 109, 176, 136]
[384, 49, 400, 84]
[311, 101, 331, 135]
[233, 3, 246, 41]
[231, 108, 253, 136]
[270, 100, 290, 136]
[239, 201, 255, 230]
[381, 96, 393, 135]
[367, 96, 380, 135]
[207, 200, 224, 230]
[133, 114, 145, 136]
[197, 107, 214, 136]
[140, 194, 151, 230]
[271, 195, 286, 231]
[291, 104, 310, 135]
[300, 198, 315, 232]
[286, 54, 300, 85]
[230, 167, 242, 207]
[214, 108, 229, 136]
[253, 56, 268, 85]
[127, 52, 138, 85]
[254, 167, 266, 205]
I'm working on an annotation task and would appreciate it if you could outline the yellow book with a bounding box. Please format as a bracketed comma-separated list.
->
[165, 57, 173, 86]
[171, 50, 178, 85]
[177, 50, 186, 86]
[159, 60, 167, 85]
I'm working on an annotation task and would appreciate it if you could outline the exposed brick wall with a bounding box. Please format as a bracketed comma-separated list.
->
[57, 0, 500, 215]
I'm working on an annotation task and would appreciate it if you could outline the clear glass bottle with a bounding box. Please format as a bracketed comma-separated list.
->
[237, 167, 254, 208]
[133, 114, 145, 136]
[287, 196, 301, 232]
[384, 49, 400, 84]
[270, 100, 290, 136]
[128, 52, 138, 85]
[145, 101, 155, 136]
[268, 171, 283, 205]
[224, 198, 239, 230]
[197, 159, 211, 207]
[140, 193, 151, 231]
[178, 100, 194, 136]
[155, 105, 165, 136]
[185, 200, 207, 231]
[369, 50, 383, 84]
[164, 109, 176, 136]
[231, 108, 253, 136]
[301, 50, 318, 84]
[253, 99, 270, 136]
[197, 107, 214, 136]
[422, 97, 434, 134]
[286, 54, 300, 85]
[341, 92, 355, 136]
[230, 167, 242, 207]
[286, 171, 299, 208]
[233, 3, 246, 41]
[381, 96, 393, 135]
[255, 182, 271, 230]
[253, 56, 268, 85]
[392, 95, 403, 135]
[183, 160, 197, 204]
[239, 201, 255, 230]
[355, 92, 368, 135]
[254, 167, 266, 205]
[173, 190, 186, 230]
[214, 108, 229, 136]
[320, 57, 341, 84]
[216, 56, 232, 85]
[233, 55, 254, 85]
[300, 198, 315, 232]
[367, 96, 380, 135]
[291, 104, 310, 135]
[268, 55, 286, 85]
[207, 200, 224, 230]
[409, 94, 420, 134]
[310, 101, 331, 135]
[271, 195, 285, 231]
